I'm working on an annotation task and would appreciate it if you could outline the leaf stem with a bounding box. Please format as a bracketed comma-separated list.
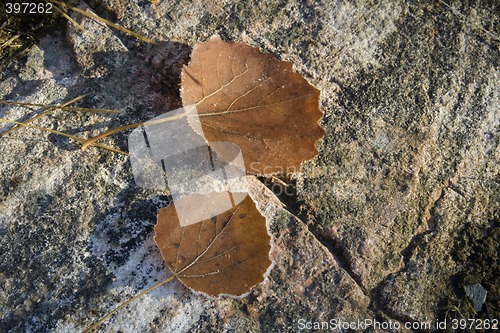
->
[80, 110, 188, 150]
[80, 122, 145, 150]
[83, 274, 177, 333]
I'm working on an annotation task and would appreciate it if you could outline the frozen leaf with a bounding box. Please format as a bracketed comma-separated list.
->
[181, 35, 325, 175]
[154, 192, 271, 297]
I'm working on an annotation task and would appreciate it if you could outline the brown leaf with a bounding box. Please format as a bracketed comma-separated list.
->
[181, 35, 325, 175]
[154, 192, 271, 297]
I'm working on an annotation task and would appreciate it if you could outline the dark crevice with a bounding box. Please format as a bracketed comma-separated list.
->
[257, 176, 369, 297]
[256, 175, 418, 328]
[308, 223, 370, 297]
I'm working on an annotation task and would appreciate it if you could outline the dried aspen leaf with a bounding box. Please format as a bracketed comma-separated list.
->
[154, 192, 271, 297]
[181, 35, 325, 175]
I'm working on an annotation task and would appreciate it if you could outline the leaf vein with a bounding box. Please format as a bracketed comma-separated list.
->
[199, 94, 309, 117]
[195, 60, 265, 107]
[178, 258, 248, 278]
[176, 205, 241, 275]
[195, 245, 238, 263]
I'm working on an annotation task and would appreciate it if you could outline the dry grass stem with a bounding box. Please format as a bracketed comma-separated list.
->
[0, 118, 127, 155]
[51, 3, 84, 31]
[0, 35, 21, 50]
[0, 99, 121, 114]
[0, 95, 89, 137]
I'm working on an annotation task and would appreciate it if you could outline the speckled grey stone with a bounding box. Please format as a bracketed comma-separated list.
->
[464, 283, 487, 312]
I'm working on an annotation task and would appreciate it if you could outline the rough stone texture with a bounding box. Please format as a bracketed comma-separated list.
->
[0, 0, 498, 332]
